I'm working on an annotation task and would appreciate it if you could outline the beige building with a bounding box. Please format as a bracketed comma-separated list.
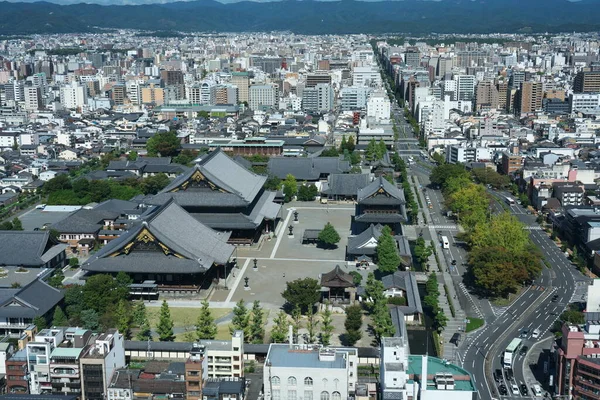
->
[475, 80, 499, 111]
[515, 81, 543, 115]
[141, 83, 165, 105]
[230, 72, 249, 103]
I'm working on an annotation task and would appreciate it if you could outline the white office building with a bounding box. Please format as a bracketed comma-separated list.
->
[340, 86, 372, 110]
[302, 83, 334, 112]
[366, 91, 391, 123]
[263, 343, 358, 400]
[352, 66, 381, 87]
[60, 82, 88, 109]
[570, 93, 600, 112]
[249, 84, 278, 110]
[455, 75, 476, 102]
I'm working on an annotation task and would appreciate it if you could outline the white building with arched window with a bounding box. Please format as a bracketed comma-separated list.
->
[264, 344, 358, 400]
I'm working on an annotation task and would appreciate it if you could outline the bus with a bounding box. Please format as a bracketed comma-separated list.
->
[441, 236, 450, 249]
[503, 338, 523, 368]
[505, 196, 516, 205]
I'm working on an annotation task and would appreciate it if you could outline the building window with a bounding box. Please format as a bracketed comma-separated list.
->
[288, 376, 297, 386]
[304, 377, 313, 386]
[333, 379, 339, 389]
[271, 376, 280, 386]
[322, 379, 328, 386]
[288, 390, 297, 400]
[332, 392, 341, 400]
[304, 391, 313, 400]
[272, 390, 280, 400]
[320, 391, 329, 400]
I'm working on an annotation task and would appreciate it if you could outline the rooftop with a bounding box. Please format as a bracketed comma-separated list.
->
[407, 356, 475, 392]
[266, 344, 348, 369]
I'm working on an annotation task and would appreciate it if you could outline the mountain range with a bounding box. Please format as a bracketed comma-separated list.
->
[1, 0, 600, 35]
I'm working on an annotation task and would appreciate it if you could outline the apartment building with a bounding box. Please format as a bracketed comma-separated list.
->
[263, 344, 359, 400]
[230, 72, 250, 103]
[6, 348, 28, 394]
[249, 84, 278, 110]
[514, 81, 543, 116]
[185, 342, 208, 400]
[574, 71, 600, 93]
[206, 330, 244, 379]
[80, 330, 126, 400]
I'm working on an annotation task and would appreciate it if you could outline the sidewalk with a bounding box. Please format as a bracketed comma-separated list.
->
[411, 175, 466, 362]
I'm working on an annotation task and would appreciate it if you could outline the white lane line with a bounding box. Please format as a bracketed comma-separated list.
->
[270, 208, 293, 259]
[225, 258, 251, 303]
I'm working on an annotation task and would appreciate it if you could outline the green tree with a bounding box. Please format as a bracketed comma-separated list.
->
[195, 300, 217, 340]
[156, 300, 175, 341]
[365, 272, 386, 310]
[48, 269, 65, 288]
[11, 218, 23, 231]
[468, 246, 528, 298]
[376, 139, 387, 160]
[69, 257, 79, 268]
[132, 301, 148, 327]
[320, 148, 340, 157]
[291, 305, 302, 342]
[264, 175, 282, 191]
[318, 222, 341, 248]
[197, 111, 210, 119]
[249, 301, 265, 344]
[33, 315, 47, 331]
[115, 299, 132, 339]
[127, 151, 138, 161]
[43, 174, 72, 194]
[52, 306, 68, 326]
[413, 237, 433, 268]
[470, 212, 529, 253]
[365, 138, 378, 161]
[230, 300, 250, 338]
[320, 306, 334, 346]
[350, 271, 362, 286]
[81, 274, 128, 316]
[344, 305, 363, 345]
[146, 130, 180, 157]
[297, 183, 318, 202]
[81, 309, 100, 330]
[346, 135, 356, 152]
[270, 311, 288, 343]
[0, 221, 13, 230]
[140, 173, 171, 195]
[430, 163, 470, 189]
[282, 174, 298, 202]
[340, 135, 348, 153]
[306, 307, 319, 343]
[282, 278, 320, 313]
[377, 226, 401, 274]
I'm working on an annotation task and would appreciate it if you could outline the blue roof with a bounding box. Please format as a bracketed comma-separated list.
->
[267, 345, 346, 369]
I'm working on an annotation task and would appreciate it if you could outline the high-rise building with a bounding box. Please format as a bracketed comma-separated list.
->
[366, 90, 391, 123]
[60, 81, 88, 110]
[475, 80, 499, 111]
[111, 84, 126, 106]
[340, 86, 372, 111]
[352, 66, 381, 87]
[404, 48, 421, 68]
[185, 343, 207, 400]
[125, 81, 141, 105]
[141, 83, 165, 106]
[455, 75, 476, 102]
[230, 72, 249, 103]
[514, 81, 543, 116]
[249, 84, 278, 110]
[24, 86, 42, 111]
[215, 85, 238, 105]
[573, 71, 600, 93]
[306, 73, 331, 88]
[160, 69, 184, 86]
[301, 83, 334, 113]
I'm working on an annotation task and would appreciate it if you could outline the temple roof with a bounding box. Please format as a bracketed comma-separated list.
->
[83, 200, 234, 274]
[346, 224, 384, 256]
[160, 148, 266, 203]
[320, 265, 354, 288]
[357, 176, 406, 205]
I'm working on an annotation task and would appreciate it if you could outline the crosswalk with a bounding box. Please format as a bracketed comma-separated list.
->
[523, 226, 543, 231]
[458, 282, 484, 318]
[429, 225, 458, 230]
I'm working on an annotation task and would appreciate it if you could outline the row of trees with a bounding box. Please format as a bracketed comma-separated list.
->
[430, 163, 543, 298]
[43, 173, 171, 205]
[423, 273, 448, 332]
[391, 152, 418, 223]
[377, 226, 401, 274]
[0, 217, 23, 231]
[364, 273, 396, 340]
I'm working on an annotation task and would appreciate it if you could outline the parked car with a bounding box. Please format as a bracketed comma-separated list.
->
[511, 384, 520, 395]
[521, 384, 529, 396]
[532, 329, 541, 339]
[532, 384, 543, 397]
[520, 346, 529, 356]
[494, 369, 503, 383]
[499, 385, 508, 395]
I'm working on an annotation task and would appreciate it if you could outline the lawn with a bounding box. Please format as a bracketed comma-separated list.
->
[147, 307, 231, 330]
[466, 317, 484, 332]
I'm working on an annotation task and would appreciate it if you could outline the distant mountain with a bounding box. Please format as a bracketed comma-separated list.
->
[1, 0, 600, 35]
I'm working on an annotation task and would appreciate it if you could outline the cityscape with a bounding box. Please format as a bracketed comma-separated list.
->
[0, 19, 599, 400]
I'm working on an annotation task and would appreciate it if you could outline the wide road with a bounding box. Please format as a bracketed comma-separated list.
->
[409, 163, 588, 400]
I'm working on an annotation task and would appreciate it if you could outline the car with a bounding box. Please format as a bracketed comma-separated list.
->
[551, 294, 559, 302]
[532, 329, 541, 339]
[451, 260, 457, 265]
[520, 329, 529, 338]
[520, 345, 529, 356]
[494, 369, 503, 383]
[521, 384, 529, 396]
[505, 368, 514, 381]
[498, 385, 508, 395]
[511, 384, 520, 395]
[35, 204, 46, 209]
[532, 384, 543, 397]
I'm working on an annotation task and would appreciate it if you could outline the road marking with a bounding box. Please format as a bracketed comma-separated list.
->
[225, 258, 250, 303]
[270, 208, 293, 259]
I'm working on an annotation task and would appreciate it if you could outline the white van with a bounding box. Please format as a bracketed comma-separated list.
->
[532, 384, 543, 397]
